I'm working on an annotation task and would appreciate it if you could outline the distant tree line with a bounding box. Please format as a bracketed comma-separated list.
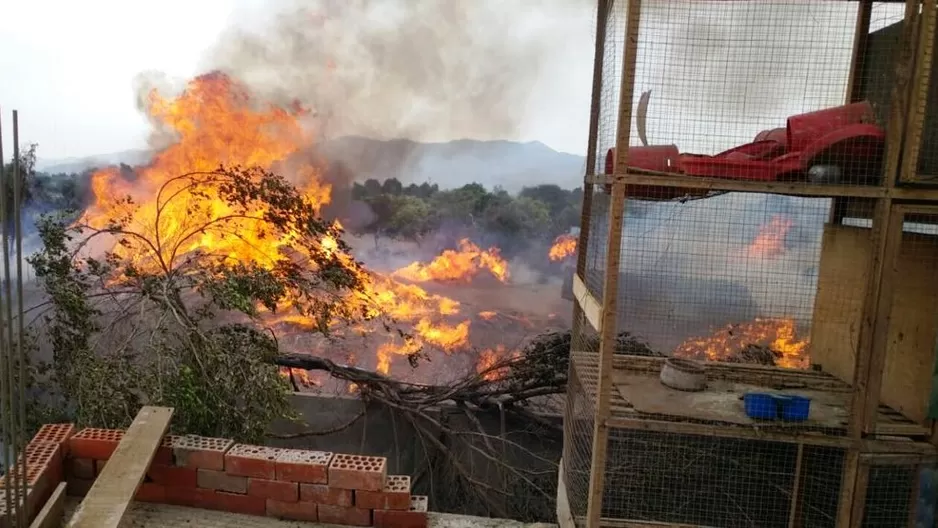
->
[350, 177, 583, 252]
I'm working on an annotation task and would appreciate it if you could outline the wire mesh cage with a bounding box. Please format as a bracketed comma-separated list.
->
[563, 1, 938, 527]
[860, 455, 938, 528]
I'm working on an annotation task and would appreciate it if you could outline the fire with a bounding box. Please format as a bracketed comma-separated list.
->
[476, 345, 520, 381]
[393, 239, 509, 283]
[478, 311, 497, 320]
[80, 72, 485, 379]
[673, 317, 810, 369]
[83, 72, 332, 273]
[279, 367, 317, 387]
[746, 215, 794, 259]
[549, 234, 577, 262]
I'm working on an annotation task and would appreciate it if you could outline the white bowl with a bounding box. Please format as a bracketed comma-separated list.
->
[660, 358, 707, 392]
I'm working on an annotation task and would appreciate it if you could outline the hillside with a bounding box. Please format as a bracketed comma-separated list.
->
[37, 138, 586, 192]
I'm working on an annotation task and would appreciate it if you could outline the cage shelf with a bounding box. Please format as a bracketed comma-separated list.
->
[570, 353, 931, 443]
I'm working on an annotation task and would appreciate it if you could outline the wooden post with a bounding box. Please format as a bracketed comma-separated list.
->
[585, 1, 642, 527]
[831, 0, 873, 225]
[787, 443, 805, 528]
[900, 0, 937, 182]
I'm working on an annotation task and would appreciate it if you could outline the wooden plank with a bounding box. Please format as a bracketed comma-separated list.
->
[900, 0, 937, 182]
[556, 458, 576, 528]
[573, 274, 603, 333]
[614, 375, 850, 428]
[586, 1, 642, 527]
[66, 406, 173, 528]
[29, 482, 66, 528]
[787, 444, 805, 528]
[586, 172, 938, 201]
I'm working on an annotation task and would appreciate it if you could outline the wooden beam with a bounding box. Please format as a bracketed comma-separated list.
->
[787, 443, 805, 528]
[585, 171, 938, 201]
[66, 406, 173, 528]
[900, 0, 937, 182]
[586, 2, 642, 527]
[573, 274, 603, 333]
[29, 482, 66, 528]
[556, 458, 576, 528]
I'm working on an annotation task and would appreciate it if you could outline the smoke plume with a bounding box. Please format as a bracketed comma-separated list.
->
[204, 0, 589, 143]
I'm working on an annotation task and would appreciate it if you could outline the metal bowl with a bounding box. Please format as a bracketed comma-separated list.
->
[660, 358, 707, 392]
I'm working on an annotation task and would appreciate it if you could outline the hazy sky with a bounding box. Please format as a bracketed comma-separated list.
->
[0, 0, 595, 163]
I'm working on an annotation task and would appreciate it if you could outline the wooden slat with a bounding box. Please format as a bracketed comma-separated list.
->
[29, 482, 66, 528]
[66, 406, 173, 528]
[585, 172, 938, 201]
[556, 458, 576, 528]
[573, 274, 602, 333]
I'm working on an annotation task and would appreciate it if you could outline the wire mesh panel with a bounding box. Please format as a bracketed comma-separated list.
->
[595, 0, 627, 175]
[875, 211, 938, 428]
[584, 187, 611, 300]
[598, 1, 908, 188]
[563, 362, 595, 521]
[862, 457, 938, 528]
[615, 193, 829, 368]
[601, 429, 847, 528]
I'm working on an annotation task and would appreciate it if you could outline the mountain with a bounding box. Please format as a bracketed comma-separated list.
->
[36, 149, 153, 174]
[320, 137, 586, 192]
[36, 138, 586, 192]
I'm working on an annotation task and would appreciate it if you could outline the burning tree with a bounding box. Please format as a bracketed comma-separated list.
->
[30, 165, 365, 441]
[22, 72, 570, 520]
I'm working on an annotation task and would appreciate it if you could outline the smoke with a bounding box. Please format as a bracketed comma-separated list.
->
[204, 0, 590, 144]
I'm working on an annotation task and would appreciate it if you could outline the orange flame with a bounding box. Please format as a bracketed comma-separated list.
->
[393, 239, 509, 283]
[80, 72, 484, 378]
[746, 215, 793, 259]
[476, 345, 520, 381]
[549, 234, 577, 262]
[673, 318, 810, 369]
[478, 311, 497, 320]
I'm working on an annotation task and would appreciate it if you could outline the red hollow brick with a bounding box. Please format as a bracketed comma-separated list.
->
[31, 423, 76, 455]
[248, 478, 298, 502]
[65, 478, 94, 498]
[1, 441, 60, 490]
[67, 458, 95, 480]
[197, 469, 247, 494]
[147, 464, 197, 488]
[164, 485, 199, 507]
[0, 488, 38, 528]
[328, 453, 387, 492]
[153, 435, 179, 466]
[69, 428, 124, 460]
[267, 498, 318, 522]
[211, 491, 267, 516]
[135, 482, 166, 503]
[225, 444, 280, 479]
[318, 504, 373, 527]
[275, 449, 332, 484]
[172, 435, 233, 471]
[374, 496, 429, 528]
[356, 475, 411, 510]
[300, 483, 353, 507]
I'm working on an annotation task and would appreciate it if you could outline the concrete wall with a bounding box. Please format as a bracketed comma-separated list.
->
[270, 393, 562, 523]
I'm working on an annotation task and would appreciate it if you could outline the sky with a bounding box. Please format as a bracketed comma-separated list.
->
[0, 0, 596, 164]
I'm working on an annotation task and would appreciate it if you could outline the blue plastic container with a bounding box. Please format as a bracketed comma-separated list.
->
[744, 392, 779, 420]
[779, 395, 811, 422]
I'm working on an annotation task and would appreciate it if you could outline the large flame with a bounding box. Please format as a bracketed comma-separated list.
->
[549, 234, 577, 262]
[746, 215, 793, 259]
[80, 72, 482, 379]
[673, 318, 810, 369]
[393, 239, 509, 283]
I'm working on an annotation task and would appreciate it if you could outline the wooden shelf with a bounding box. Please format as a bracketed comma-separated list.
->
[570, 352, 933, 449]
[587, 170, 938, 201]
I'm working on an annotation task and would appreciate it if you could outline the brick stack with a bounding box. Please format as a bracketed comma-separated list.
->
[0, 423, 75, 528]
[64, 427, 429, 527]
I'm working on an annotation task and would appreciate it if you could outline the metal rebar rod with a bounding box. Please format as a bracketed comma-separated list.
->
[0, 105, 13, 523]
[12, 110, 27, 527]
